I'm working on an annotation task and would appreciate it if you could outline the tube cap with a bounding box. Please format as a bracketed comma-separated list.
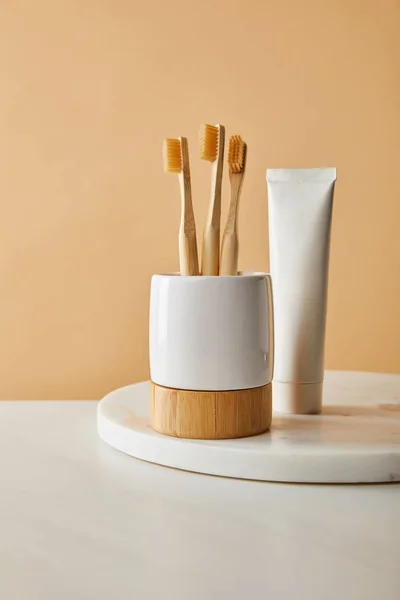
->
[273, 381, 323, 414]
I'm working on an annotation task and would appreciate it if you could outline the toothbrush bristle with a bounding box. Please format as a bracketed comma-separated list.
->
[199, 124, 219, 162]
[228, 135, 245, 174]
[163, 138, 182, 173]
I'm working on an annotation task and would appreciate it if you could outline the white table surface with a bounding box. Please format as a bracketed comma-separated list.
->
[1, 371, 400, 600]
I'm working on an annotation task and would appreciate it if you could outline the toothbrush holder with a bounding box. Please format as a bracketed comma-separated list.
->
[149, 272, 274, 439]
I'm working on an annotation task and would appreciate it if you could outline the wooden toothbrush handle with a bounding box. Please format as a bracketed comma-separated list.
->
[179, 229, 199, 276]
[219, 230, 239, 276]
[179, 138, 199, 276]
[220, 172, 243, 276]
[201, 225, 220, 276]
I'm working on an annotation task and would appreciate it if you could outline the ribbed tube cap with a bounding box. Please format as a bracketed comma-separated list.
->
[273, 381, 323, 414]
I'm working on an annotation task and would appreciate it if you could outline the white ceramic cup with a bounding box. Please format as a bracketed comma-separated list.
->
[149, 272, 274, 391]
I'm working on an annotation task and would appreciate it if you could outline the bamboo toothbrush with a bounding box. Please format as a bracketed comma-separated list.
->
[199, 124, 225, 275]
[163, 137, 199, 276]
[219, 135, 247, 276]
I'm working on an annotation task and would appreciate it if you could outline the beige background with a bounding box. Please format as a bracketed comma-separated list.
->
[1, 0, 399, 399]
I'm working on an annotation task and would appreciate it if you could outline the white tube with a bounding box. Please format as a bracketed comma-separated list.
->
[267, 168, 337, 414]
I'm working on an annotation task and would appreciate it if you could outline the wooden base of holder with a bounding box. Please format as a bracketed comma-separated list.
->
[150, 382, 272, 440]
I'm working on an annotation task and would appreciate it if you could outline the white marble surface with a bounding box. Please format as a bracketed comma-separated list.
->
[0, 371, 400, 600]
[98, 371, 400, 483]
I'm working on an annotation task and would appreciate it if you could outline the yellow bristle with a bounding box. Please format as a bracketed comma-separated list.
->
[163, 138, 182, 173]
[228, 135, 245, 174]
[199, 124, 219, 162]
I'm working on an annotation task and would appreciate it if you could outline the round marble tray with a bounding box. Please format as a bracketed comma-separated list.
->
[97, 371, 400, 483]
